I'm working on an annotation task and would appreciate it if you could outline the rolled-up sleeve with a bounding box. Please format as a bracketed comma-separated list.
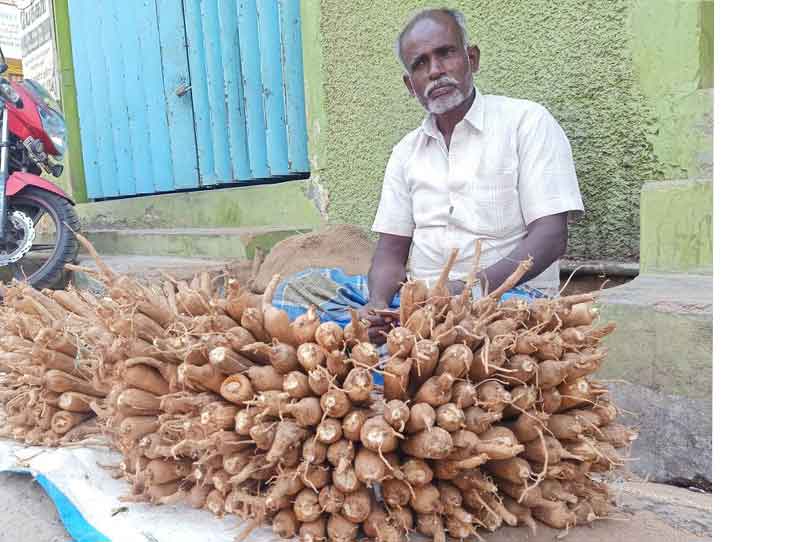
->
[371, 144, 415, 237]
[517, 106, 584, 225]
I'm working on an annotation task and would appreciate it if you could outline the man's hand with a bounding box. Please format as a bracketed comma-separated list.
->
[357, 303, 397, 346]
[359, 233, 412, 345]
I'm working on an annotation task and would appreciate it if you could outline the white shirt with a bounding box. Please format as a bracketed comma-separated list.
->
[371, 90, 584, 292]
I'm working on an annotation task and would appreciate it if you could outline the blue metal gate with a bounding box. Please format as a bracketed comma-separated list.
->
[68, 0, 310, 200]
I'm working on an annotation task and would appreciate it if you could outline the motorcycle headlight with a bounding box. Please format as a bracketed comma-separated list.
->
[20, 79, 67, 157]
[0, 79, 20, 104]
[38, 104, 67, 157]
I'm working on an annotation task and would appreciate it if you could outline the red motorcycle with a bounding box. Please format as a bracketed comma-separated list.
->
[0, 46, 79, 289]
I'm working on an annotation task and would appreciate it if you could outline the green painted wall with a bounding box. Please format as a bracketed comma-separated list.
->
[301, 0, 329, 174]
[300, 0, 331, 215]
[52, 0, 87, 203]
[309, 0, 714, 261]
[640, 179, 712, 274]
[629, 0, 714, 180]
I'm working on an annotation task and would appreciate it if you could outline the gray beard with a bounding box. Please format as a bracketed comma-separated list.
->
[426, 87, 468, 114]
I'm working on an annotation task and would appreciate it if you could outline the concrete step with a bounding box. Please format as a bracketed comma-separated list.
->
[74, 254, 239, 278]
[82, 225, 315, 260]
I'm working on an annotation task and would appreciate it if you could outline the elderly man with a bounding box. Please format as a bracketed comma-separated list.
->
[360, 8, 584, 340]
[267, 8, 583, 347]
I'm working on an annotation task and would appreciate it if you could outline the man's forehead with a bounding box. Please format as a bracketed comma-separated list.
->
[401, 14, 461, 57]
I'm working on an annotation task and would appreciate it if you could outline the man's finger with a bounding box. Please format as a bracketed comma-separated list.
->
[362, 313, 387, 328]
[367, 324, 392, 343]
[361, 309, 399, 328]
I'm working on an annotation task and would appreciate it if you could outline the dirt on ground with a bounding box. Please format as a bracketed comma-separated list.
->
[250, 224, 376, 292]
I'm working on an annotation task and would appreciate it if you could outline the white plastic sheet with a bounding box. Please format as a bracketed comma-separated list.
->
[0, 439, 275, 542]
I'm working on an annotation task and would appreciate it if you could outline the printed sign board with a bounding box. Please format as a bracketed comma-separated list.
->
[0, 2, 21, 60]
[19, 0, 59, 99]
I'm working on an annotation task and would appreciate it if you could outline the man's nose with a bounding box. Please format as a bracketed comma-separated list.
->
[428, 55, 445, 80]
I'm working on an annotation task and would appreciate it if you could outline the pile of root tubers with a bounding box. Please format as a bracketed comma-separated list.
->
[0, 281, 107, 446]
[0, 238, 637, 541]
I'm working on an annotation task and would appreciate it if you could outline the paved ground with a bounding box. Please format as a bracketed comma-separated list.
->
[0, 472, 71, 542]
[0, 469, 710, 542]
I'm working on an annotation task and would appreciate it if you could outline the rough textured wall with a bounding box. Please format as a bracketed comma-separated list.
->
[316, 0, 711, 261]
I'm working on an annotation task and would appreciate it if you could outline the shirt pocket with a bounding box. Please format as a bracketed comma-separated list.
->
[468, 168, 525, 236]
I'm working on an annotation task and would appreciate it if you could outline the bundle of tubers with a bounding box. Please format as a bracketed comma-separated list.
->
[0, 236, 637, 541]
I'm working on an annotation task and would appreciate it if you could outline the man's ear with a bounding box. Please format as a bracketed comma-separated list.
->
[403, 73, 415, 96]
[467, 45, 481, 74]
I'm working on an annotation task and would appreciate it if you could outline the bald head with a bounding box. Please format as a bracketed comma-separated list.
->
[395, 8, 469, 70]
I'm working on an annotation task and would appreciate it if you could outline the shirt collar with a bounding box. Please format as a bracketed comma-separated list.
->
[464, 88, 484, 132]
[420, 87, 484, 141]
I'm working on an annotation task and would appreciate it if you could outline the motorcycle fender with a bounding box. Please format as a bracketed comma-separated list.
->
[5, 171, 75, 205]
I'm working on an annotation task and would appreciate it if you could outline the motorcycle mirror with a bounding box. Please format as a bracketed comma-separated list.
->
[0, 46, 7, 74]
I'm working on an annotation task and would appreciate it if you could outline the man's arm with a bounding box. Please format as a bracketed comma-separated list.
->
[367, 233, 413, 307]
[366, 139, 414, 314]
[481, 212, 568, 291]
[360, 233, 412, 344]
[450, 212, 568, 295]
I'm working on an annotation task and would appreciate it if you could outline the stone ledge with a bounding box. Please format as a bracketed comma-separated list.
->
[82, 226, 315, 260]
[69, 255, 242, 295]
[608, 382, 712, 489]
[597, 273, 712, 400]
[601, 273, 712, 312]
[76, 181, 325, 230]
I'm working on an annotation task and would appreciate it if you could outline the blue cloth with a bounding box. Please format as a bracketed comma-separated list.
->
[270, 267, 548, 327]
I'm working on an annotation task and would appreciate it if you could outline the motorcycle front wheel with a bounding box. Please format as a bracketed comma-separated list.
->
[1, 186, 80, 289]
